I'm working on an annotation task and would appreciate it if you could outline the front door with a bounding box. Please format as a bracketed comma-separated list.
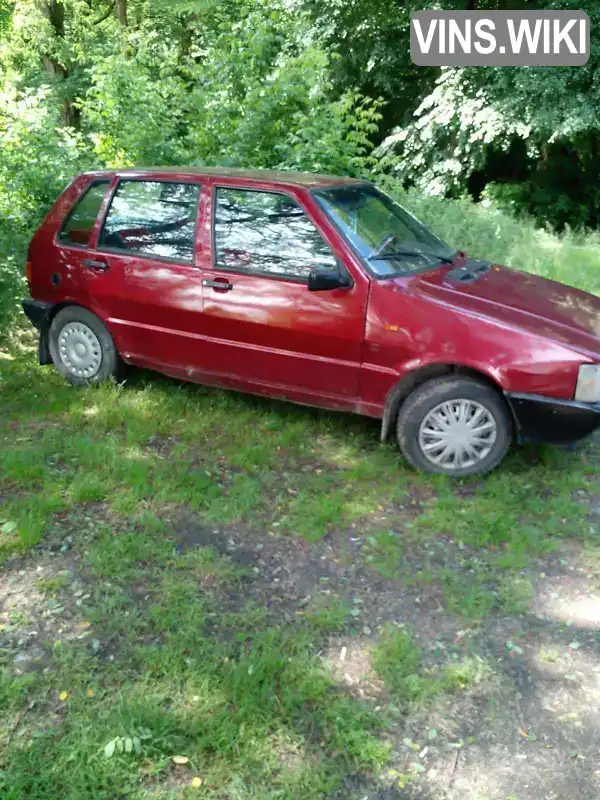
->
[196, 185, 368, 405]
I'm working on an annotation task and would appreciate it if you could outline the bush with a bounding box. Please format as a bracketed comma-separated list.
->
[0, 86, 94, 333]
[0, 226, 27, 329]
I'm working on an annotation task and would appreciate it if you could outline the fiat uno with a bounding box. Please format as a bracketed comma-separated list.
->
[22, 168, 600, 476]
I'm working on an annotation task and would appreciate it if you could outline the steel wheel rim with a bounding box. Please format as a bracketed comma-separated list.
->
[57, 322, 102, 379]
[418, 399, 497, 470]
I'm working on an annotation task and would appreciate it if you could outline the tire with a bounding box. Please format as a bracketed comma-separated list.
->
[49, 306, 124, 386]
[396, 377, 512, 477]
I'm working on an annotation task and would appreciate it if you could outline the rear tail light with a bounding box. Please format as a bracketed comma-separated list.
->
[25, 261, 32, 283]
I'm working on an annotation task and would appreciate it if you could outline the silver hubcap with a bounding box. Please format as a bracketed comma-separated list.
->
[58, 322, 102, 379]
[418, 399, 497, 470]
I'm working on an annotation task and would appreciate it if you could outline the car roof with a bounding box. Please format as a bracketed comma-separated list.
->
[82, 166, 367, 189]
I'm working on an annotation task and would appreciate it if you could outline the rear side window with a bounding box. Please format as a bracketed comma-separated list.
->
[58, 181, 111, 248]
[98, 180, 200, 264]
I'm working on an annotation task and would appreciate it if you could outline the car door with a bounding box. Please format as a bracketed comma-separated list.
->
[53, 178, 114, 305]
[196, 184, 368, 404]
[83, 176, 207, 373]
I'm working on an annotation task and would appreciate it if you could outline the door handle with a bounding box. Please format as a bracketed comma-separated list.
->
[202, 278, 233, 291]
[83, 259, 109, 271]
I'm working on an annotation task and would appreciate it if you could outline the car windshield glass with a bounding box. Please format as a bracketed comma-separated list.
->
[314, 185, 456, 276]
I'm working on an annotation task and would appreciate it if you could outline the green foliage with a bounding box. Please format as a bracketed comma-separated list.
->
[0, 85, 93, 327]
[83, 6, 381, 172]
[379, 3, 600, 229]
[0, 0, 11, 36]
[0, 0, 383, 335]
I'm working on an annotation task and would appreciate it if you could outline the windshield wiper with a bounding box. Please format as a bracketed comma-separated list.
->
[369, 246, 455, 264]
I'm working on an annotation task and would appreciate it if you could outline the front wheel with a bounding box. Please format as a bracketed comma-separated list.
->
[396, 377, 512, 477]
[49, 306, 124, 386]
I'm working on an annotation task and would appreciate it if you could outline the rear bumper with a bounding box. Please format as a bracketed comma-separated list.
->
[22, 298, 53, 330]
[507, 391, 600, 445]
[21, 299, 53, 365]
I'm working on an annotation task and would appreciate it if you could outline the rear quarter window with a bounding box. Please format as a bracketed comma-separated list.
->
[58, 181, 111, 248]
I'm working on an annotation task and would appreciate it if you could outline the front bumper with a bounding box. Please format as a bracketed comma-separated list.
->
[507, 391, 600, 445]
[21, 298, 53, 365]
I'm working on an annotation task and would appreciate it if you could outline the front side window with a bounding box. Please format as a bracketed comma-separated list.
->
[214, 188, 338, 280]
[99, 180, 200, 263]
[58, 181, 110, 248]
[314, 185, 456, 277]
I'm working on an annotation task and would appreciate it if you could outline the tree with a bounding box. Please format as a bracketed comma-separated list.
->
[378, 1, 600, 228]
[82, 1, 381, 172]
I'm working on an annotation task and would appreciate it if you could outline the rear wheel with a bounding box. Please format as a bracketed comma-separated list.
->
[396, 377, 512, 477]
[49, 307, 124, 386]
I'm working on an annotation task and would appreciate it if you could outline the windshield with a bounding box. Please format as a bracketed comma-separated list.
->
[313, 185, 456, 277]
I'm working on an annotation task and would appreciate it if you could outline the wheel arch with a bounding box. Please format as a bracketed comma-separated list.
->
[380, 363, 512, 442]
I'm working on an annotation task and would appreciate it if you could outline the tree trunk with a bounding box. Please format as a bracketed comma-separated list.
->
[116, 0, 127, 27]
[116, 0, 132, 57]
[41, 0, 65, 36]
[39, 1, 79, 127]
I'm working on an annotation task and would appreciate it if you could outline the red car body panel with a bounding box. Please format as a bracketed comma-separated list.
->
[25, 168, 600, 443]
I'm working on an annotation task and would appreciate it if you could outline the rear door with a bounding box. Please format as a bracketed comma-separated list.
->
[52, 179, 113, 305]
[84, 177, 207, 372]
[196, 184, 368, 404]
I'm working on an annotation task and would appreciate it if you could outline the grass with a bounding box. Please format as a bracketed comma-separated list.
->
[0, 518, 393, 799]
[1, 192, 599, 797]
[372, 625, 492, 704]
[0, 332, 598, 797]
[2, 336, 596, 580]
[305, 596, 351, 631]
[0, 338, 413, 554]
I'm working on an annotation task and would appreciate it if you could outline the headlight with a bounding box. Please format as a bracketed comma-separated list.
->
[575, 364, 600, 403]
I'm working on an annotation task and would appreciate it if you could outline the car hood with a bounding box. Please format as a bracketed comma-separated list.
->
[413, 263, 600, 358]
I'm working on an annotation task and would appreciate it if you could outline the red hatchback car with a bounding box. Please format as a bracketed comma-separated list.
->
[23, 167, 600, 476]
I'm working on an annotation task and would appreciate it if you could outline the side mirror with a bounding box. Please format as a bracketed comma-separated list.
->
[307, 269, 349, 292]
